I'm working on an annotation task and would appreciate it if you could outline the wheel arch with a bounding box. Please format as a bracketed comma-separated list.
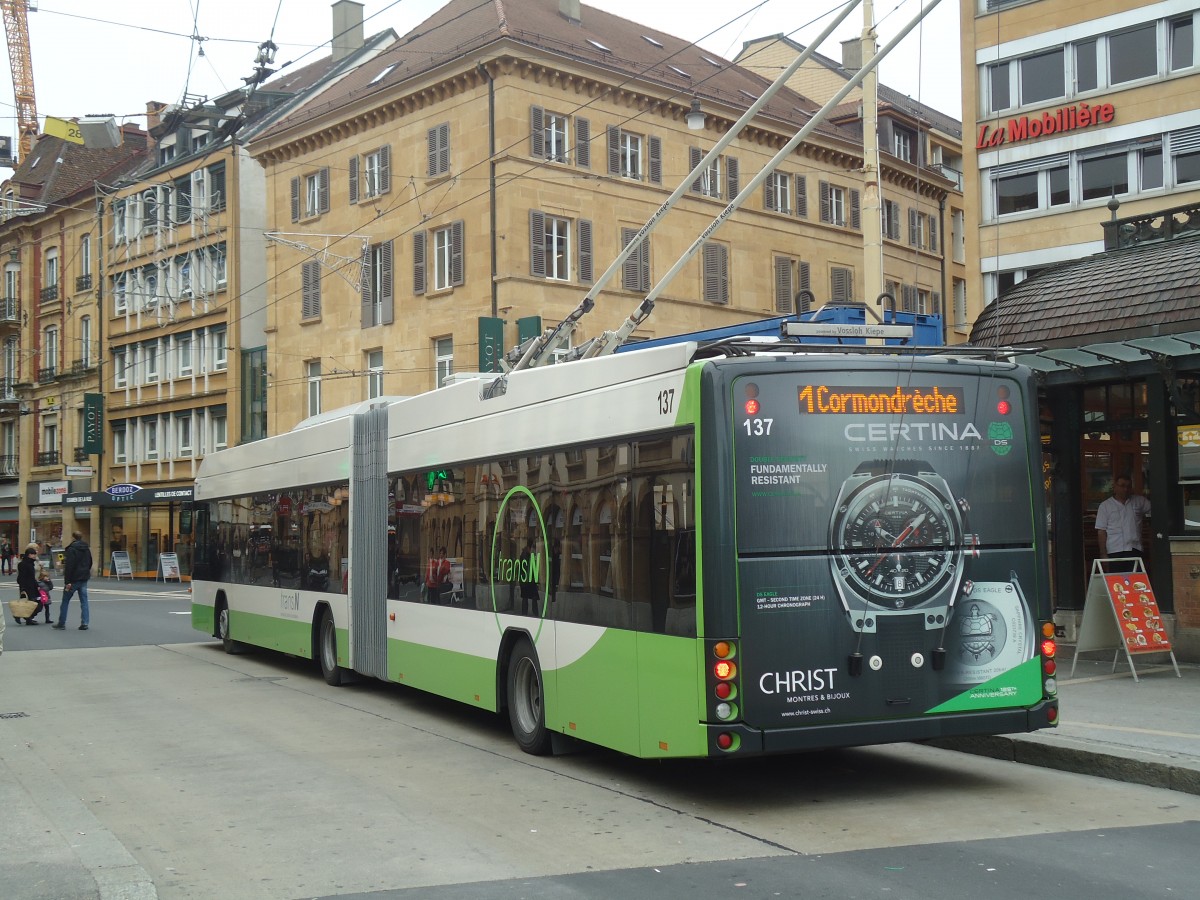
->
[496, 626, 538, 715]
[213, 589, 229, 638]
[310, 601, 335, 661]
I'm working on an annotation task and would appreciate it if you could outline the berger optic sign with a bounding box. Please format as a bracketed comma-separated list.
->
[976, 101, 1115, 150]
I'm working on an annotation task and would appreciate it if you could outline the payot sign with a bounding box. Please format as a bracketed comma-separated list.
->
[976, 101, 1115, 149]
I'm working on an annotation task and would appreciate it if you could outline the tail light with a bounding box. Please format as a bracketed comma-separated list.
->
[707, 639, 742, 749]
[1040, 621, 1059, 703]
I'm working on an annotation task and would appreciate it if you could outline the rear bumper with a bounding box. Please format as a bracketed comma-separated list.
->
[709, 699, 1059, 756]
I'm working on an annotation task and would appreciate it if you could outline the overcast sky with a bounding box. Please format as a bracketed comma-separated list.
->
[2, 0, 960, 155]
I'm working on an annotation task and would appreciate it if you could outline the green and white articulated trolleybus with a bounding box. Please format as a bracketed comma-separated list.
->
[190, 339, 1060, 758]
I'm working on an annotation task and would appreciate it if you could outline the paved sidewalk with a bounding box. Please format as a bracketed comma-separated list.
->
[935, 645, 1200, 795]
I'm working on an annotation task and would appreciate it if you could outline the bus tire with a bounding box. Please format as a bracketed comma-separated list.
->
[217, 602, 244, 654]
[318, 609, 345, 686]
[506, 638, 550, 755]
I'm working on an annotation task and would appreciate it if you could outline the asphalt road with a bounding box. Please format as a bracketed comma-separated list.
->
[3, 580, 1200, 899]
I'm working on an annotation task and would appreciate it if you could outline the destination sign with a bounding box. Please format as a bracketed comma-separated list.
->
[798, 384, 964, 415]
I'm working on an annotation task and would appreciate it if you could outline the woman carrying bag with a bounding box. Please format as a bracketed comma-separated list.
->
[15, 543, 45, 625]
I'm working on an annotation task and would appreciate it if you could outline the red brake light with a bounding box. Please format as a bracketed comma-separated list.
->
[996, 400, 1011, 415]
[1046, 706, 1059, 724]
[1041, 639, 1056, 658]
[716, 732, 734, 750]
[714, 660, 737, 681]
[745, 399, 759, 415]
[715, 681, 732, 700]
[1044, 658, 1057, 675]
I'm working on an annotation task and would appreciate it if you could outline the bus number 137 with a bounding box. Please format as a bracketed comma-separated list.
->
[743, 418, 773, 436]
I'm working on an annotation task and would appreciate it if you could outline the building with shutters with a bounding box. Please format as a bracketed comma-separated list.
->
[736, 33, 968, 338]
[0, 128, 149, 557]
[248, 0, 961, 432]
[960, 0, 1200, 314]
[77, 9, 396, 576]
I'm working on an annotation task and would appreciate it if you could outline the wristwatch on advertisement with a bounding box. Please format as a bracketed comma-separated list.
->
[829, 459, 976, 633]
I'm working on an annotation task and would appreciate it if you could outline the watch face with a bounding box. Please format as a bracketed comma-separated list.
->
[832, 474, 961, 610]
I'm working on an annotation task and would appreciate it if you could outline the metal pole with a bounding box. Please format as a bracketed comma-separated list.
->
[510, 0, 865, 371]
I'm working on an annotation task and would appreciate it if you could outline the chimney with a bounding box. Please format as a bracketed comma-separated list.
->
[559, 0, 581, 25]
[840, 39, 862, 72]
[332, 0, 365, 62]
[145, 101, 168, 131]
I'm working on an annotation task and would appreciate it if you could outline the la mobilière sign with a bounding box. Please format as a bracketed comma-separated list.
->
[976, 100, 1116, 150]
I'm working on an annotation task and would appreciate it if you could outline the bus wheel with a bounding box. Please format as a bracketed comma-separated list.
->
[507, 639, 550, 755]
[217, 603, 243, 654]
[318, 609, 344, 686]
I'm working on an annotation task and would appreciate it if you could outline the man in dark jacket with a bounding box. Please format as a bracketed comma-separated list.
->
[53, 531, 93, 631]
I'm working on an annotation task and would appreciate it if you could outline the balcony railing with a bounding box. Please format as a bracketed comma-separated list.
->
[0, 296, 17, 324]
[66, 358, 95, 377]
[0, 377, 15, 401]
[0, 455, 16, 477]
[1103, 201, 1200, 251]
[39, 283, 59, 302]
[75, 273, 93, 292]
[35, 450, 60, 466]
[37, 366, 58, 383]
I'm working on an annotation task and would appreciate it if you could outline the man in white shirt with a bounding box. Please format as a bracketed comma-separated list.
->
[1095, 475, 1151, 569]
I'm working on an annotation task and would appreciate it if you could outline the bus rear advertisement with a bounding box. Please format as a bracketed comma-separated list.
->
[191, 342, 1058, 759]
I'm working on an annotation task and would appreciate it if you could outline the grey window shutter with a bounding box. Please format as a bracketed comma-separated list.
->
[529, 210, 546, 277]
[797, 261, 811, 311]
[381, 240, 394, 324]
[439, 123, 450, 174]
[819, 181, 830, 223]
[578, 219, 593, 283]
[290, 177, 300, 222]
[832, 267, 849, 302]
[620, 234, 651, 293]
[575, 118, 590, 168]
[428, 126, 439, 176]
[531, 106, 545, 158]
[690, 147, 703, 192]
[349, 156, 359, 205]
[764, 175, 775, 211]
[379, 145, 391, 194]
[607, 126, 620, 175]
[318, 168, 330, 214]
[902, 283, 915, 311]
[703, 243, 727, 304]
[450, 221, 464, 287]
[795, 175, 808, 217]
[849, 189, 860, 229]
[909, 209, 919, 246]
[648, 136, 662, 184]
[774, 256, 792, 313]
[726, 156, 740, 199]
[360, 248, 374, 328]
[413, 232, 427, 295]
[929, 216, 939, 253]
[302, 261, 320, 318]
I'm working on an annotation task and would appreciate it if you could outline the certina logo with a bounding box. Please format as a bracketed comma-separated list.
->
[845, 422, 982, 443]
[759, 667, 837, 694]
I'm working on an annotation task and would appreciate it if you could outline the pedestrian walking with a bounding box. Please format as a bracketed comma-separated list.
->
[53, 531, 93, 631]
[1, 538, 12, 575]
[16, 543, 44, 625]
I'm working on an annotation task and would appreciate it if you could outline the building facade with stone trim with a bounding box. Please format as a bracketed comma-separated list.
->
[960, 0, 1200, 317]
[249, 0, 961, 432]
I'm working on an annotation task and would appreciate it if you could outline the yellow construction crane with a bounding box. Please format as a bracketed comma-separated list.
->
[0, 0, 37, 163]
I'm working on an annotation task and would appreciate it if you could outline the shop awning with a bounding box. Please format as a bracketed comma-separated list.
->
[1013, 330, 1200, 386]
